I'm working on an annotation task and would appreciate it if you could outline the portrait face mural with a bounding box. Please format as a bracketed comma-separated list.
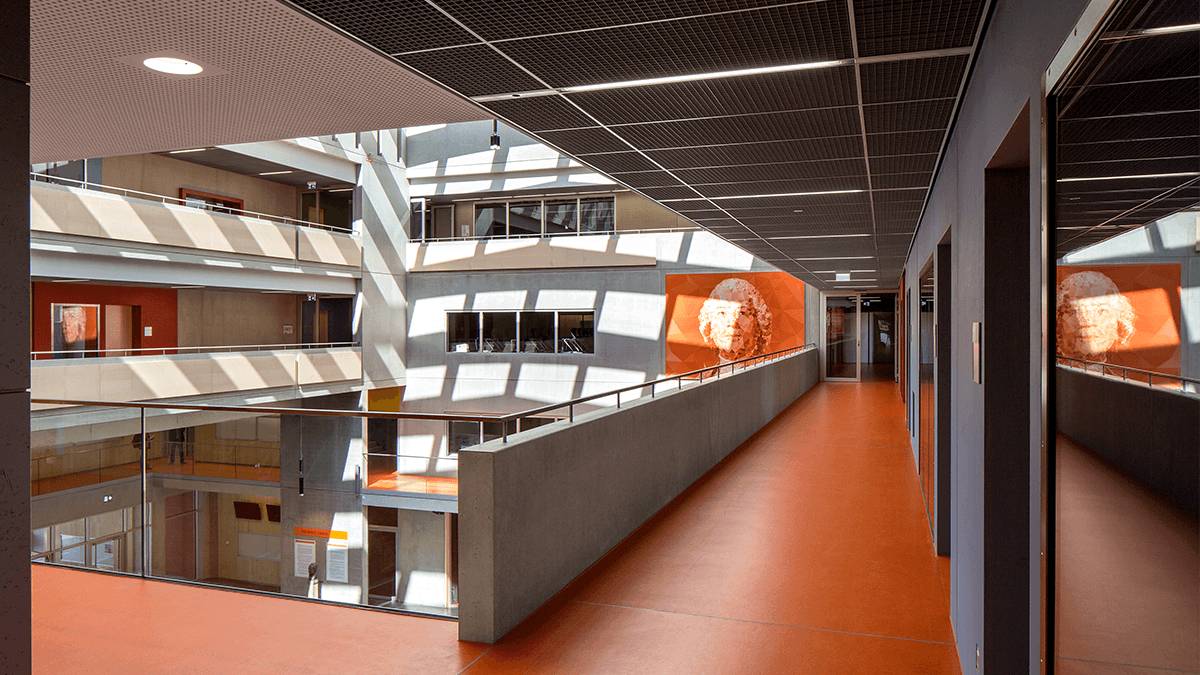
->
[665, 272, 806, 375]
[1056, 264, 1181, 375]
[50, 304, 99, 357]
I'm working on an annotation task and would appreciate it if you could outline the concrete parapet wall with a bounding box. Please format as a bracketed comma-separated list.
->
[1056, 366, 1199, 512]
[31, 347, 363, 406]
[458, 348, 818, 642]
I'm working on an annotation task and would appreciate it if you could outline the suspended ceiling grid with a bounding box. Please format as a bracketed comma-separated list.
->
[284, 0, 992, 290]
[1053, 0, 1200, 257]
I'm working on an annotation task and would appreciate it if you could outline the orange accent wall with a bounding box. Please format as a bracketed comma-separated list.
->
[31, 282, 178, 355]
[1056, 264, 1181, 375]
[665, 271, 807, 376]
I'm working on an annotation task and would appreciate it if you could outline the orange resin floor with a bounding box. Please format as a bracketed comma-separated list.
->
[34, 379, 960, 674]
[1055, 433, 1199, 674]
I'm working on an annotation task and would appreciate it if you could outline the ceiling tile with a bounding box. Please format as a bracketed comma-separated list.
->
[398, 44, 545, 97]
[495, 3, 855, 89]
[565, 66, 859, 125]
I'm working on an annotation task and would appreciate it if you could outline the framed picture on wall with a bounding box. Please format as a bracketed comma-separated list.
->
[51, 303, 99, 357]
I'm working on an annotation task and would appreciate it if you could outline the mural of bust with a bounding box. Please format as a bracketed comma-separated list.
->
[697, 278, 773, 361]
[1056, 271, 1136, 362]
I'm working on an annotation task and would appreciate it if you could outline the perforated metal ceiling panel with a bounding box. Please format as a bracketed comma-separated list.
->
[32, 0, 993, 289]
[1052, 0, 1199, 258]
[30, 0, 487, 163]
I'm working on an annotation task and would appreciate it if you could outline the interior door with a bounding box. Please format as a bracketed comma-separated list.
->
[824, 294, 860, 381]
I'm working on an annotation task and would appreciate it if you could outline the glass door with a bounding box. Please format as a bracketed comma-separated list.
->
[824, 294, 860, 381]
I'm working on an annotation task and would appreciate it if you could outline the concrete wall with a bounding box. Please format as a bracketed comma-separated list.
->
[400, 230, 790, 464]
[1060, 211, 1200, 380]
[1057, 367, 1199, 512]
[101, 152, 298, 218]
[901, 0, 1091, 670]
[458, 347, 819, 642]
[359, 130, 409, 390]
[31, 347, 362, 403]
[31, 182, 363, 266]
[177, 289, 300, 348]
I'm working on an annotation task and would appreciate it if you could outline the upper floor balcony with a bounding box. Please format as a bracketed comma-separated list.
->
[32, 342, 363, 407]
[30, 174, 363, 270]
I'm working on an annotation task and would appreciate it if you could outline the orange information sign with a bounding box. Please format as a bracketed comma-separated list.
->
[293, 527, 348, 540]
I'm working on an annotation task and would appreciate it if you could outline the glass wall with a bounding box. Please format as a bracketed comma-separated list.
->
[30, 403, 482, 620]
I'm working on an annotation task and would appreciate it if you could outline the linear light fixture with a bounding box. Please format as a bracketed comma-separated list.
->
[768, 233, 870, 240]
[168, 148, 208, 154]
[812, 269, 876, 273]
[258, 170, 293, 176]
[1101, 22, 1200, 40]
[791, 256, 873, 261]
[708, 189, 865, 201]
[559, 60, 848, 94]
[1057, 171, 1199, 183]
[327, 187, 354, 192]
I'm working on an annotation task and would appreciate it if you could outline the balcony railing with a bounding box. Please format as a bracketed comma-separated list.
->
[31, 341, 357, 360]
[1056, 356, 1199, 395]
[31, 172, 349, 233]
[28, 343, 814, 619]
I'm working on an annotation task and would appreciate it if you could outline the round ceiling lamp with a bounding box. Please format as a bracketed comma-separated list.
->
[142, 57, 203, 75]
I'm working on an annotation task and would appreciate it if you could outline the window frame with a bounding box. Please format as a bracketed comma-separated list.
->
[446, 310, 596, 355]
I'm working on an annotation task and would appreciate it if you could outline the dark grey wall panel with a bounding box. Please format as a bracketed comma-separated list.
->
[902, 0, 1093, 671]
[0, 18, 29, 668]
[1057, 368, 1200, 512]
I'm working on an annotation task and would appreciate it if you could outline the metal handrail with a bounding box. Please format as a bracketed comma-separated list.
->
[30, 172, 353, 234]
[412, 225, 702, 244]
[501, 344, 817, 430]
[1056, 356, 1200, 391]
[31, 341, 359, 359]
[31, 344, 817, 435]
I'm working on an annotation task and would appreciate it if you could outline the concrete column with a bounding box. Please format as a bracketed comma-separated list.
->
[0, 3, 31, 671]
[359, 130, 409, 390]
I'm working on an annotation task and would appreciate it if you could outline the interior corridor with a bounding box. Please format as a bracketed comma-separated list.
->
[33, 378, 958, 674]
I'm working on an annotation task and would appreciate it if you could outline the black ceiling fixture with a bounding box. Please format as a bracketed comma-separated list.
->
[490, 119, 501, 150]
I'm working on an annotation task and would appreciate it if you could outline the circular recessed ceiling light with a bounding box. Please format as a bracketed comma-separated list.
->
[142, 57, 203, 75]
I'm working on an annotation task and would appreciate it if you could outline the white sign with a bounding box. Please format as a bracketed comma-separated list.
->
[293, 539, 316, 578]
[326, 543, 348, 584]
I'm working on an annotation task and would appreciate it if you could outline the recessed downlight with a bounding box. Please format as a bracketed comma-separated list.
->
[142, 57, 203, 75]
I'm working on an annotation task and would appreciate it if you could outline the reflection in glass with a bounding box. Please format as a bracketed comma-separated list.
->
[580, 197, 615, 233]
[474, 204, 506, 237]
[519, 311, 554, 353]
[481, 312, 516, 352]
[447, 312, 479, 352]
[824, 296, 858, 379]
[508, 201, 542, 236]
[545, 200, 578, 233]
[558, 312, 595, 353]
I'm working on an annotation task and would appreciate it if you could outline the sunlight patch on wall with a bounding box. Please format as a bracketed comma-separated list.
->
[472, 290, 528, 310]
[409, 294, 467, 337]
[534, 289, 598, 310]
[598, 291, 665, 340]
[402, 365, 448, 400]
[686, 232, 755, 271]
[515, 363, 580, 403]
[452, 363, 512, 400]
